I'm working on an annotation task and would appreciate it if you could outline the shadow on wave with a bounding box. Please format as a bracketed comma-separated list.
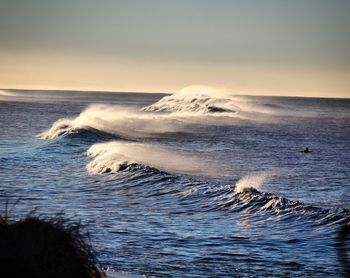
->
[97, 162, 166, 175]
[61, 127, 121, 142]
[38, 121, 122, 144]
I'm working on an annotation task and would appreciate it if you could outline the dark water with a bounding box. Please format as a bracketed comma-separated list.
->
[0, 89, 349, 277]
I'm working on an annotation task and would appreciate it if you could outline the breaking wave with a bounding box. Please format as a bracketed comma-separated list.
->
[38, 85, 290, 141]
[177, 173, 350, 226]
[86, 141, 224, 178]
[235, 171, 274, 193]
[37, 104, 188, 140]
[141, 85, 240, 114]
[37, 117, 120, 142]
[141, 85, 296, 117]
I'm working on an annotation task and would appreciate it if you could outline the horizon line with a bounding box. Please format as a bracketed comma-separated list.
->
[1, 87, 349, 100]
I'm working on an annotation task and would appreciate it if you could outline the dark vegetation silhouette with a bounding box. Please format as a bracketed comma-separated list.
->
[0, 213, 106, 278]
[336, 221, 350, 277]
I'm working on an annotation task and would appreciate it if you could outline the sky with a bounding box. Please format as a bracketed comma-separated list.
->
[0, 0, 349, 97]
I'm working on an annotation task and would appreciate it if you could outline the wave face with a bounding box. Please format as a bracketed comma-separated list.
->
[2, 88, 350, 277]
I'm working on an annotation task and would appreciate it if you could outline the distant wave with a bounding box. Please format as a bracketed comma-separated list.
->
[38, 86, 284, 141]
[141, 86, 240, 114]
[141, 85, 293, 117]
[0, 90, 18, 97]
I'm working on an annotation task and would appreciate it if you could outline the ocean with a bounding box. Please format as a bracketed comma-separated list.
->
[0, 87, 349, 277]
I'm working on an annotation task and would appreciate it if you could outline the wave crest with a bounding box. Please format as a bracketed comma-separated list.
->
[86, 141, 223, 177]
[141, 85, 239, 114]
[179, 175, 349, 226]
[38, 118, 74, 139]
[235, 172, 274, 193]
[38, 104, 191, 140]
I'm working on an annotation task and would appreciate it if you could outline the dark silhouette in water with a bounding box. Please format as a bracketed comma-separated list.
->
[336, 221, 350, 277]
[0, 214, 105, 278]
[301, 147, 310, 153]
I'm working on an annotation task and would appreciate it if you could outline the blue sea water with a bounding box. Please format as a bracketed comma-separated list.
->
[0, 88, 349, 277]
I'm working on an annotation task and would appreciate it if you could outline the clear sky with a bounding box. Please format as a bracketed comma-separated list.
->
[0, 0, 349, 97]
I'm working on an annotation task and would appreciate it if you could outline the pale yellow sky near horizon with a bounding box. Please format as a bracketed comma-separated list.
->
[1, 1, 349, 98]
[1, 51, 349, 98]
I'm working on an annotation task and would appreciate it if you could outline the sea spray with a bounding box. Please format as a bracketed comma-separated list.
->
[37, 104, 186, 140]
[141, 85, 290, 117]
[235, 171, 274, 194]
[38, 118, 74, 139]
[141, 85, 240, 114]
[86, 141, 223, 177]
[37, 105, 244, 141]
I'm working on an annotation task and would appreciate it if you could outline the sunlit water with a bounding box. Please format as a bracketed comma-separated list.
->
[0, 88, 349, 277]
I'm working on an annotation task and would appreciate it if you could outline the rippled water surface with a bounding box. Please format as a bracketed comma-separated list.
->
[0, 89, 349, 277]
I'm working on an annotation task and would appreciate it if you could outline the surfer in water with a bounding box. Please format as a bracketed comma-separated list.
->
[301, 147, 310, 153]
